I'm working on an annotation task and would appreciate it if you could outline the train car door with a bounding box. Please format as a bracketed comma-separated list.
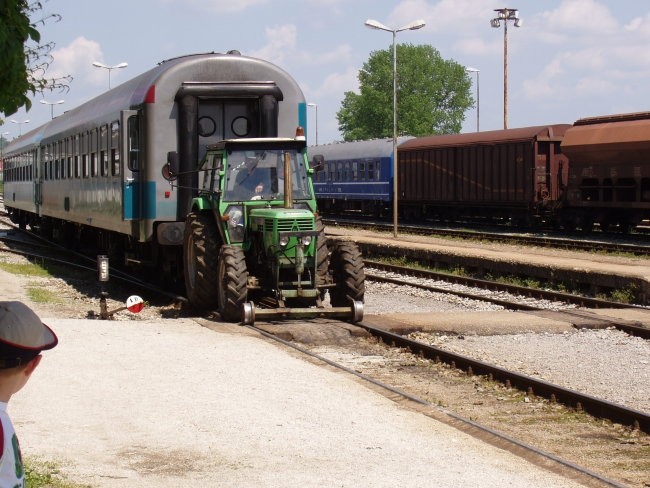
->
[121, 110, 141, 225]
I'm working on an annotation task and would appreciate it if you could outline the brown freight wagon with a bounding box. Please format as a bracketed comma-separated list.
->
[397, 125, 571, 226]
[561, 112, 650, 232]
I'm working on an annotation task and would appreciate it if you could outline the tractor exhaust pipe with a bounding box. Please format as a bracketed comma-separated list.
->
[283, 151, 293, 208]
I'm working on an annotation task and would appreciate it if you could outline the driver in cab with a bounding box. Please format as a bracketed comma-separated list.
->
[236, 156, 266, 199]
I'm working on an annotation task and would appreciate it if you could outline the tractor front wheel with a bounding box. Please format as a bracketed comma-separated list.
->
[328, 241, 365, 307]
[217, 245, 249, 322]
[183, 212, 220, 309]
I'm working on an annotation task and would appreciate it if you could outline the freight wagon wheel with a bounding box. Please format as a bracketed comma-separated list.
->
[183, 212, 220, 309]
[217, 245, 249, 322]
[315, 216, 329, 299]
[328, 241, 365, 307]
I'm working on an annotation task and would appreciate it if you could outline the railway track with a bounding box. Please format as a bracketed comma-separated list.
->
[324, 218, 650, 256]
[365, 260, 650, 339]
[354, 320, 650, 434]
[249, 321, 642, 488]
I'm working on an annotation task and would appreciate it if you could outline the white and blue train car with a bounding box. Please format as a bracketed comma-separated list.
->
[3, 52, 308, 278]
[310, 137, 412, 217]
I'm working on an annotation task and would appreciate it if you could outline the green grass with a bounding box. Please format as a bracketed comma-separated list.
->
[0, 260, 53, 277]
[26, 284, 61, 304]
[25, 459, 90, 488]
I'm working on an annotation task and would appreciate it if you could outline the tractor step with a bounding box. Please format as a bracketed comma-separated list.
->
[241, 301, 363, 326]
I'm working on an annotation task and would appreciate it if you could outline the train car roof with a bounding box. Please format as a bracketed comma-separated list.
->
[6, 51, 303, 151]
[309, 136, 414, 160]
[399, 125, 571, 151]
[561, 112, 650, 163]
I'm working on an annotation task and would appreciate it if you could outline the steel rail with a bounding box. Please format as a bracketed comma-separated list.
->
[324, 218, 650, 256]
[364, 261, 650, 339]
[357, 321, 650, 434]
[245, 322, 630, 488]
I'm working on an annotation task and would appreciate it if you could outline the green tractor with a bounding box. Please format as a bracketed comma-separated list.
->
[165, 129, 365, 324]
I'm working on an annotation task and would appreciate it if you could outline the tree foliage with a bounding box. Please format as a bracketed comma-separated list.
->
[0, 0, 71, 120]
[337, 44, 473, 141]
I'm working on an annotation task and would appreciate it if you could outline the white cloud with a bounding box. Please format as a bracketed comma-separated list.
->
[163, 0, 268, 13]
[50, 37, 105, 86]
[248, 24, 298, 65]
[539, 0, 618, 36]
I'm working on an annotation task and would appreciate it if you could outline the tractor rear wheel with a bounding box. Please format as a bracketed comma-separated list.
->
[328, 241, 365, 307]
[183, 212, 220, 308]
[217, 245, 249, 322]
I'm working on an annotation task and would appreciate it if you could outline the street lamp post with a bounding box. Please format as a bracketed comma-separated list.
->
[307, 103, 318, 145]
[92, 61, 128, 89]
[10, 119, 30, 136]
[40, 98, 65, 119]
[466, 67, 480, 132]
[365, 17, 426, 239]
[491, 8, 522, 129]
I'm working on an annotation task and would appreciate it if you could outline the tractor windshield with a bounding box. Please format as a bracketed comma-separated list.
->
[224, 148, 312, 201]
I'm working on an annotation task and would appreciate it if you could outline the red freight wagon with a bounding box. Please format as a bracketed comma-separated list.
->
[561, 112, 650, 231]
[397, 125, 571, 226]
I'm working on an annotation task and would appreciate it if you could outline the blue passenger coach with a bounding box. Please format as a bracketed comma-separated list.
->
[310, 137, 412, 216]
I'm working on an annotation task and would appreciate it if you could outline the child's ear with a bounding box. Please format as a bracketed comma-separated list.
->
[25, 355, 42, 375]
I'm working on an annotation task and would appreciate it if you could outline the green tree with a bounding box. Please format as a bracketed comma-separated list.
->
[337, 44, 473, 141]
[0, 0, 71, 122]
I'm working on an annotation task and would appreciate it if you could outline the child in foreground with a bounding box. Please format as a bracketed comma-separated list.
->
[0, 301, 58, 487]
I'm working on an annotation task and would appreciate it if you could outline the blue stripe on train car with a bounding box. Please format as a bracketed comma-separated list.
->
[298, 102, 307, 137]
[123, 181, 157, 220]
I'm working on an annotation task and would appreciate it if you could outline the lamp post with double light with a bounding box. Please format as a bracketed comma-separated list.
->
[465, 67, 480, 132]
[92, 61, 128, 89]
[10, 119, 29, 136]
[491, 8, 521, 129]
[364, 17, 426, 238]
[40, 98, 65, 119]
[307, 103, 318, 145]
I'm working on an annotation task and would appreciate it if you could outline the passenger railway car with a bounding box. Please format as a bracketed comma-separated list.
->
[397, 125, 571, 225]
[2, 52, 308, 281]
[310, 137, 412, 216]
[561, 112, 650, 231]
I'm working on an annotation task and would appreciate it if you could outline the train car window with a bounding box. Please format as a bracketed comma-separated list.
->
[328, 162, 334, 182]
[344, 161, 350, 181]
[127, 116, 140, 171]
[83, 154, 89, 178]
[359, 162, 366, 181]
[111, 121, 120, 176]
[368, 161, 375, 180]
[336, 162, 342, 181]
[91, 153, 98, 177]
[352, 162, 358, 181]
[73, 135, 80, 178]
[100, 151, 107, 176]
[375, 159, 381, 180]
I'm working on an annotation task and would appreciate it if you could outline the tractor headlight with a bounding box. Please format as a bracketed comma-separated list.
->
[279, 235, 290, 247]
[300, 235, 312, 246]
[226, 205, 245, 242]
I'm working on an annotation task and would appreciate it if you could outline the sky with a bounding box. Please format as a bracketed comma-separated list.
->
[3, 0, 650, 145]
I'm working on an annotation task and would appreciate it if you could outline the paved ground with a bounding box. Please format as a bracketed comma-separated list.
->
[9, 311, 591, 487]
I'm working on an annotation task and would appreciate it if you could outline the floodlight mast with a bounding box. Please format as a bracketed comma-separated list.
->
[491, 8, 522, 129]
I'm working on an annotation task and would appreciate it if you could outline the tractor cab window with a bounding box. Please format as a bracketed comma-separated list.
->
[224, 148, 312, 201]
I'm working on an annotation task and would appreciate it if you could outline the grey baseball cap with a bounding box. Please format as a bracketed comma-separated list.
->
[0, 301, 58, 368]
